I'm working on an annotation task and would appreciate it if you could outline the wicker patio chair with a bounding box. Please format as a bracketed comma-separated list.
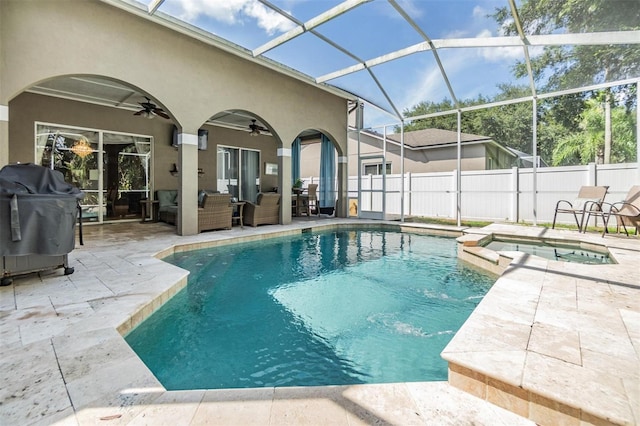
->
[552, 185, 609, 232]
[244, 193, 280, 227]
[597, 185, 640, 237]
[198, 193, 233, 232]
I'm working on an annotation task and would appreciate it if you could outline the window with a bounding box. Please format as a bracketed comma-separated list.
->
[362, 162, 391, 175]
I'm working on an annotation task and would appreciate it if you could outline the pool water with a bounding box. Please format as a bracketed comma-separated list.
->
[485, 240, 612, 264]
[125, 230, 495, 390]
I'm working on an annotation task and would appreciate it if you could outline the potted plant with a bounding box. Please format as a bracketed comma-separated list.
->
[292, 178, 304, 193]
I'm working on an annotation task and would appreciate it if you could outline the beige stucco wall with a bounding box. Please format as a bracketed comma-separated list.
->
[0, 0, 351, 233]
[8, 93, 282, 192]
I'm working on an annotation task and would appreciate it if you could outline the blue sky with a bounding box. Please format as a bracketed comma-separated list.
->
[156, 0, 531, 128]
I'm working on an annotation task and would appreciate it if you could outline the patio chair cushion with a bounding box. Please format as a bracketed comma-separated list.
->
[157, 190, 178, 212]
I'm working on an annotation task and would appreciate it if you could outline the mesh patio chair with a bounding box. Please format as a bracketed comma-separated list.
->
[596, 185, 640, 237]
[551, 185, 609, 232]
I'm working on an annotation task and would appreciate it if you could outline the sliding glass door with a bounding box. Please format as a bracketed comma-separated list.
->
[35, 123, 152, 223]
[104, 132, 151, 221]
[217, 146, 260, 202]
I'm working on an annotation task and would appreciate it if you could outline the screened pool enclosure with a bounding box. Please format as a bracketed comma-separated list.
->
[44, 0, 640, 223]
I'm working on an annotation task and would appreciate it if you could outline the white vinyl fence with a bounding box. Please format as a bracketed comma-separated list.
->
[302, 162, 638, 225]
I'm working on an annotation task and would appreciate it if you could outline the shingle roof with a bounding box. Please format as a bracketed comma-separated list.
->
[385, 128, 493, 149]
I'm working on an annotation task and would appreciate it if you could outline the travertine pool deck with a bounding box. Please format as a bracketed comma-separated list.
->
[0, 219, 637, 425]
[449, 223, 639, 425]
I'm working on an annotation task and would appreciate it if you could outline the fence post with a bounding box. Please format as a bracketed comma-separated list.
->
[511, 166, 519, 222]
[451, 169, 458, 221]
[407, 172, 412, 216]
[587, 162, 597, 185]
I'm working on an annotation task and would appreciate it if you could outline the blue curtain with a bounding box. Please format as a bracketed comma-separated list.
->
[319, 134, 336, 208]
[291, 137, 301, 185]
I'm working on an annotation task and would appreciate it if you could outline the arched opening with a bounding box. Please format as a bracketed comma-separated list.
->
[9, 75, 176, 223]
[206, 110, 280, 204]
[295, 129, 339, 217]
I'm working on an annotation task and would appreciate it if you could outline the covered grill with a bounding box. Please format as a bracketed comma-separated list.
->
[0, 163, 84, 285]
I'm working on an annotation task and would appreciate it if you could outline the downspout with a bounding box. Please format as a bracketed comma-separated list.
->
[532, 97, 538, 226]
[383, 125, 387, 218]
[400, 120, 405, 222]
[357, 101, 362, 218]
[456, 110, 461, 227]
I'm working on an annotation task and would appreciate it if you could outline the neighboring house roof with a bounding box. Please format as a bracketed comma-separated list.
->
[386, 128, 493, 149]
[357, 128, 514, 155]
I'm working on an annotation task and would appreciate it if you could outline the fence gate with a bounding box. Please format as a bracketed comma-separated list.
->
[358, 155, 385, 220]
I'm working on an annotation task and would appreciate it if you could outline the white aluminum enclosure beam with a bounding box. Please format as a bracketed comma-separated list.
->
[403, 78, 640, 122]
[388, 0, 459, 107]
[508, 0, 537, 97]
[257, 0, 365, 63]
[147, 0, 163, 14]
[318, 30, 640, 85]
[252, 0, 372, 57]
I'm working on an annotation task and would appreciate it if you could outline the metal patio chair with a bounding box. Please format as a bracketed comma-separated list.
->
[551, 185, 609, 232]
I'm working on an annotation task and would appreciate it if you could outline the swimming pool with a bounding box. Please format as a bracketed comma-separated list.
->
[125, 229, 496, 390]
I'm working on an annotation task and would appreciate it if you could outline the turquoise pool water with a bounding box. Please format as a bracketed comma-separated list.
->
[485, 239, 612, 264]
[125, 230, 495, 390]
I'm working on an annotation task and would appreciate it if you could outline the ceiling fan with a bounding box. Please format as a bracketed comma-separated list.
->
[248, 119, 268, 136]
[134, 97, 170, 119]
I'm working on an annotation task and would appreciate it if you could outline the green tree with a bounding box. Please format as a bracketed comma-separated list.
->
[401, 86, 538, 157]
[552, 98, 637, 165]
[493, 0, 639, 164]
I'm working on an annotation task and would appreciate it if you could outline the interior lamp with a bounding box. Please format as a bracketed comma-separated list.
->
[71, 137, 93, 158]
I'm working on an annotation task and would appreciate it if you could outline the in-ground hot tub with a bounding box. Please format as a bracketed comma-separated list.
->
[456, 232, 615, 276]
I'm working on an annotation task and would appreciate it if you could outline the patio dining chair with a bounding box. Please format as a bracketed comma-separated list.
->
[301, 184, 318, 217]
[551, 185, 609, 232]
[596, 185, 640, 237]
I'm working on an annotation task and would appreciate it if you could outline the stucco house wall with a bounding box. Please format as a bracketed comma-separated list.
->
[0, 0, 352, 233]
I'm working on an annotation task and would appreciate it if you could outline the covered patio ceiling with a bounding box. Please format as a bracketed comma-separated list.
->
[27, 0, 640, 131]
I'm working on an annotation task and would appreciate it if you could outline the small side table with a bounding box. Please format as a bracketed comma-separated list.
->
[231, 201, 246, 228]
[140, 199, 160, 223]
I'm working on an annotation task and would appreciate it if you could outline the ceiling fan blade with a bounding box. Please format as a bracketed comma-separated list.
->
[154, 109, 170, 119]
[133, 110, 144, 116]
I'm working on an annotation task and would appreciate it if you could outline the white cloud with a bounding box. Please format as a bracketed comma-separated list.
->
[177, 0, 244, 23]
[400, 54, 468, 110]
[174, 0, 295, 35]
[473, 5, 487, 19]
[243, 1, 296, 35]
[443, 29, 469, 39]
[394, 0, 423, 19]
[476, 29, 523, 62]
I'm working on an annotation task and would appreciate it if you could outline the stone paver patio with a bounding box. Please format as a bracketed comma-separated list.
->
[1, 218, 638, 425]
